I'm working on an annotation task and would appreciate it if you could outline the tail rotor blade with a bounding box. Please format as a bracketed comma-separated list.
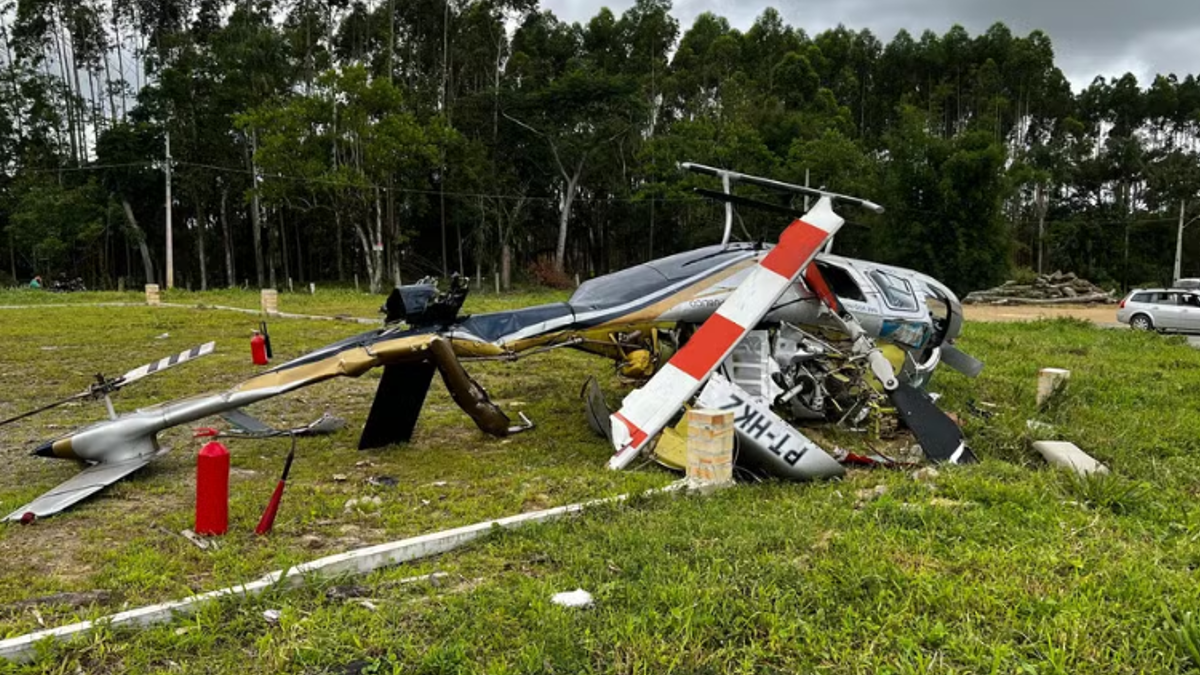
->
[119, 341, 216, 388]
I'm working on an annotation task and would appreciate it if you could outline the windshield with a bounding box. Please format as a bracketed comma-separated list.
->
[870, 270, 918, 311]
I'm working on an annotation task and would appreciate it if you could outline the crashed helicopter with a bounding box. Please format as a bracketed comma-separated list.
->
[2, 163, 982, 522]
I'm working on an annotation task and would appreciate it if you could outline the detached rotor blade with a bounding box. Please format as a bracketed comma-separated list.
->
[119, 341, 216, 388]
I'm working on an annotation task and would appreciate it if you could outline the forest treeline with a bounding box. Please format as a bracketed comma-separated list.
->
[1, 0, 1199, 295]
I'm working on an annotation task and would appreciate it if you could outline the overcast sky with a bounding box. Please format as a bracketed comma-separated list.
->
[542, 0, 1200, 90]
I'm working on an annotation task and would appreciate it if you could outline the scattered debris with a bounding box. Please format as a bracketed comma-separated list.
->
[929, 497, 972, 509]
[344, 496, 383, 512]
[967, 400, 996, 419]
[262, 609, 281, 624]
[1033, 440, 1109, 476]
[854, 484, 888, 508]
[332, 474, 348, 482]
[367, 476, 398, 488]
[965, 272, 1116, 304]
[911, 467, 940, 482]
[550, 589, 593, 608]
[1026, 419, 1055, 433]
[154, 333, 170, 340]
[426, 481, 449, 488]
[6, 590, 113, 612]
[180, 529, 218, 551]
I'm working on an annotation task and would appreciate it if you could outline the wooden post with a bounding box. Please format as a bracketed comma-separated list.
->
[685, 409, 734, 491]
[144, 284, 160, 306]
[1037, 368, 1070, 407]
[117, 277, 125, 293]
[494, 272, 500, 294]
[261, 288, 279, 315]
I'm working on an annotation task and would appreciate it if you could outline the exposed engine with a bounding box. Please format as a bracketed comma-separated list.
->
[717, 323, 896, 436]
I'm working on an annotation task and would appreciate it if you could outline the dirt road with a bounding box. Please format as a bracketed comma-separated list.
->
[962, 303, 1119, 326]
[963, 301, 1200, 348]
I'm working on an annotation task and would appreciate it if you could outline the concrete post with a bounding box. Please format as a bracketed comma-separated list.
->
[144, 284, 160, 306]
[1037, 368, 1070, 407]
[261, 288, 279, 315]
[686, 409, 734, 491]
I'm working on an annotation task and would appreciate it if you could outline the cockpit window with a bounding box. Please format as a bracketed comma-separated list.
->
[870, 270, 918, 311]
[814, 261, 866, 302]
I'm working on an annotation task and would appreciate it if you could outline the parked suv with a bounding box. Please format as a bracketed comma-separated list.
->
[1117, 288, 1200, 332]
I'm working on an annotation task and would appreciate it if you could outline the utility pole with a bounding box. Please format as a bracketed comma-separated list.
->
[1175, 200, 1184, 284]
[1175, 200, 1200, 284]
[164, 130, 174, 289]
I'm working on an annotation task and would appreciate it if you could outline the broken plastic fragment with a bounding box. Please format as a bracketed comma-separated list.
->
[551, 589, 593, 608]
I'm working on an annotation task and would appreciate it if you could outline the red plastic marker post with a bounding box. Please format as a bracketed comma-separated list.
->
[195, 441, 230, 536]
[251, 330, 269, 365]
[255, 439, 295, 536]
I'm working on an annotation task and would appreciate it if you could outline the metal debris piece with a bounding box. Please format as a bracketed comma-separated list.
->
[550, 589, 593, 608]
[1033, 440, 1108, 476]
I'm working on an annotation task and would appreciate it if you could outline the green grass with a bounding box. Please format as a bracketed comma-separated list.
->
[2, 298, 1200, 673]
[0, 284, 570, 319]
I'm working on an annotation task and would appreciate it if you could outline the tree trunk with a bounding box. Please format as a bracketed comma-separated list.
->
[501, 242, 511, 291]
[335, 208, 345, 281]
[294, 216, 305, 283]
[352, 219, 378, 294]
[555, 164, 583, 273]
[1035, 182, 1047, 275]
[280, 209, 291, 287]
[197, 202, 208, 291]
[121, 198, 155, 284]
[248, 130, 265, 287]
[268, 208, 278, 289]
[220, 185, 236, 287]
[372, 187, 384, 292]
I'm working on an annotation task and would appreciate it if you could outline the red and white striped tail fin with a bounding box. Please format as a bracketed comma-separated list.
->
[608, 198, 845, 470]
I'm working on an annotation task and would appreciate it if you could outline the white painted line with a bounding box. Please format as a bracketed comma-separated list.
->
[0, 483, 683, 663]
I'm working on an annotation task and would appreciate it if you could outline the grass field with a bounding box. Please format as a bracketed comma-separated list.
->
[2, 289, 1200, 673]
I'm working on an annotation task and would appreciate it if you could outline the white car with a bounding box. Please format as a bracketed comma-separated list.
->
[1117, 288, 1200, 332]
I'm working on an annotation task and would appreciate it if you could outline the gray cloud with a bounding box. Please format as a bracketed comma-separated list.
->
[541, 0, 1200, 89]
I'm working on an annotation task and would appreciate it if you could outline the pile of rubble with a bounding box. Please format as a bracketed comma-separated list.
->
[964, 271, 1117, 305]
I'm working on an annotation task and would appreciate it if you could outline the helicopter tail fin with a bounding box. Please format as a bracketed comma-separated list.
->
[358, 361, 436, 450]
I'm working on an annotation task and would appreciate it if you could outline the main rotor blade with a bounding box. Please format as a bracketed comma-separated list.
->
[119, 341, 216, 388]
[608, 197, 844, 470]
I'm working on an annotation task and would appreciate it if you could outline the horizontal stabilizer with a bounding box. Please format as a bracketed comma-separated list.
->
[221, 409, 273, 434]
[4, 450, 168, 522]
